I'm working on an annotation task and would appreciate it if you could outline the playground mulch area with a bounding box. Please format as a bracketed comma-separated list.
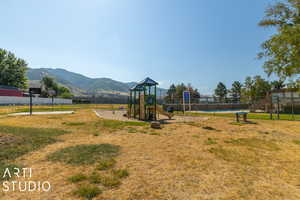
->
[94, 110, 139, 121]
[1, 107, 300, 200]
[95, 109, 209, 123]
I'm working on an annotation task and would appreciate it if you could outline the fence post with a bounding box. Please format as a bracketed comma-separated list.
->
[277, 96, 280, 120]
[29, 91, 33, 116]
[270, 95, 273, 120]
[291, 92, 295, 120]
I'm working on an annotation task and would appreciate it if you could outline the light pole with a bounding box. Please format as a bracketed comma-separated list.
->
[48, 90, 56, 111]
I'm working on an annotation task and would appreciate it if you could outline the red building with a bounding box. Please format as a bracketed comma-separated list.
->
[0, 85, 23, 97]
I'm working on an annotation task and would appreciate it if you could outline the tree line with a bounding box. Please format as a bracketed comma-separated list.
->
[0, 48, 72, 98]
[164, 77, 290, 104]
[214, 77, 290, 103]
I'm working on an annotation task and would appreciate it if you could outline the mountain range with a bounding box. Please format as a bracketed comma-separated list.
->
[27, 68, 166, 96]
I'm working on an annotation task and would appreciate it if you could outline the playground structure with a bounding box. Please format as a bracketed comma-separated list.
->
[128, 77, 158, 121]
[128, 77, 174, 121]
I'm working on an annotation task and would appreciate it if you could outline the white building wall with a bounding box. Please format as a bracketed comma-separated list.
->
[0, 96, 72, 105]
[272, 91, 300, 98]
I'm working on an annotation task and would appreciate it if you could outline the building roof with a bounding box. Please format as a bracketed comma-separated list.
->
[0, 85, 19, 90]
[28, 80, 42, 88]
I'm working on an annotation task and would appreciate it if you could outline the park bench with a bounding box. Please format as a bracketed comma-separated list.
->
[235, 112, 248, 122]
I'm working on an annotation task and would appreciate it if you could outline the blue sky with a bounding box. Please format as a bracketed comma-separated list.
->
[0, 0, 275, 94]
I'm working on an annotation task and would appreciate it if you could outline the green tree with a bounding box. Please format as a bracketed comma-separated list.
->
[41, 76, 58, 92]
[271, 80, 285, 90]
[241, 76, 271, 102]
[258, 0, 300, 79]
[41, 76, 58, 97]
[241, 77, 255, 102]
[165, 84, 176, 103]
[230, 81, 242, 102]
[187, 83, 200, 99]
[41, 76, 72, 98]
[175, 83, 188, 103]
[254, 76, 271, 98]
[164, 83, 200, 103]
[57, 86, 72, 98]
[214, 82, 227, 101]
[0, 48, 28, 88]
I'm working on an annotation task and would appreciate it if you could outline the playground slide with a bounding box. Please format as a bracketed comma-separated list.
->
[157, 106, 174, 119]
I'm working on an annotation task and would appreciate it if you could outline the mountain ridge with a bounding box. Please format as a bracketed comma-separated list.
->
[27, 68, 166, 96]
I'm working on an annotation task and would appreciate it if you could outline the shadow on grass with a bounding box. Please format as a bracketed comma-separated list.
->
[230, 121, 258, 126]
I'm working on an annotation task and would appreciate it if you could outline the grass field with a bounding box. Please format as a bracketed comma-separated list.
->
[0, 104, 126, 115]
[0, 105, 300, 199]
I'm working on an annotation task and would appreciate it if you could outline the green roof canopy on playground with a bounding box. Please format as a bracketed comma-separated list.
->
[130, 77, 158, 91]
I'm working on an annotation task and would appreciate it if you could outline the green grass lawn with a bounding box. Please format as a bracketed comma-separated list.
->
[47, 144, 120, 165]
[0, 125, 69, 181]
[176, 111, 300, 121]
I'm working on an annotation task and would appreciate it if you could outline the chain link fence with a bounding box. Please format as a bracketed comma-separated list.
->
[160, 95, 300, 120]
[161, 96, 249, 112]
[249, 95, 300, 120]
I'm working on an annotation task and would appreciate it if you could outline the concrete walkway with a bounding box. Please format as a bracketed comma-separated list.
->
[8, 111, 74, 116]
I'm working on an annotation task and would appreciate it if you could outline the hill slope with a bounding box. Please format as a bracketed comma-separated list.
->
[27, 68, 165, 96]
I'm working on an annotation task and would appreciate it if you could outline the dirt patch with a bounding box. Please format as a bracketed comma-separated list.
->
[95, 110, 139, 122]
[0, 133, 21, 146]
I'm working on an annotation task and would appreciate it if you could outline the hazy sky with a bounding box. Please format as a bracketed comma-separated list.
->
[0, 0, 275, 94]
